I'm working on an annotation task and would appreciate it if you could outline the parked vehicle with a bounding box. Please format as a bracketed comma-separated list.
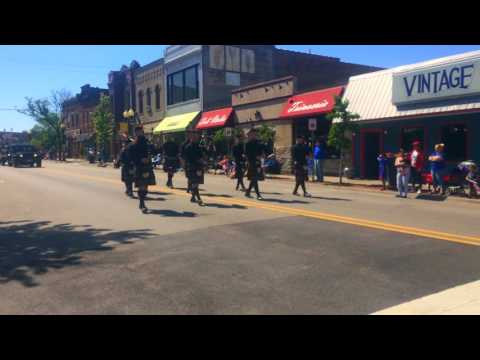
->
[6, 144, 42, 168]
[0, 145, 9, 165]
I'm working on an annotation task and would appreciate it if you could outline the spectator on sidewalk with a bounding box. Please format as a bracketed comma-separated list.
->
[429, 143, 446, 195]
[313, 140, 325, 182]
[395, 149, 411, 198]
[377, 153, 389, 191]
[410, 141, 425, 196]
[466, 164, 479, 198]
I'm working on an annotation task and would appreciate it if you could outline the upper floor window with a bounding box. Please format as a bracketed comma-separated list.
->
[146, 88, 152, 110]
[167, 64, 199, 106]
[138, 90, 144, 114]
[155, 85, 161, 110]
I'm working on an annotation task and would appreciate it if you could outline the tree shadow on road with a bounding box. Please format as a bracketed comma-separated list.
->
[146, 210, 197, 217]
[0, 220, 155, 288]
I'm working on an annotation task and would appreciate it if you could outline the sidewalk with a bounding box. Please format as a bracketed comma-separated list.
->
[60, 159, 478, 203]
[372, 280, 480, 315]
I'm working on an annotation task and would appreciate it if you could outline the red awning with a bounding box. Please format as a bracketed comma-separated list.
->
[196, 107, 233, 130]
[280, 86, 344, 119]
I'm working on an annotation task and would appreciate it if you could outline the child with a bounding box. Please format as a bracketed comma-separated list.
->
[218, 155, 231, 176]
[466, 164, 479, 198]
[307, 156, 314, 182]
[377, 153, 389, 190]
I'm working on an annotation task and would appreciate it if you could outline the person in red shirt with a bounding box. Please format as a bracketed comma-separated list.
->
[410, 141, 425, 195]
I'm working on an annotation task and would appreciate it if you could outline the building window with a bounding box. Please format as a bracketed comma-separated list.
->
[440, 124, 467, 161]
[155, 85, 161, 110]
[226, 72, 240, 86]
[146, 88, 152, 111]
[401, 127, 424, 152]
[138, 90, 144, 114]
[125, 90, 130, 110]
[167, 65, 199, 106]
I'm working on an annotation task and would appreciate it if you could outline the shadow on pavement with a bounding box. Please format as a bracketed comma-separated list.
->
[416, 194, 447, 202]
[0, 220, 155, 288]
[203, 203, 247, 209]
[147, 210, 197, 217]
[309, 196, 352, 201]
[259, 198, 310, 204]
[201, 193, 234, 198]
[145, 197, 166, 202]
[143, 191, 172, 196]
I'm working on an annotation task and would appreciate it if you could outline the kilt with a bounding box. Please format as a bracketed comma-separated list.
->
[294, 163, 308, 182]
[121, 165, 135, 183]
[246, 160, 264, 181]
[163, 156, 178, 173]
[186, 165, 204, 185]
[134, 158, 156, 188]
[235, 162, 245, 179]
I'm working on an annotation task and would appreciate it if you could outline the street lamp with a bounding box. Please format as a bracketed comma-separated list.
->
[123, 108, 139, 137]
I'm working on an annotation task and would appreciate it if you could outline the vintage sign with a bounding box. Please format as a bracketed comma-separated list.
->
[392, 58, 480, 105]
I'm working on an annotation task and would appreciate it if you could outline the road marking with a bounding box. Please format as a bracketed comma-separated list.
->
[41, 167, 480, 246]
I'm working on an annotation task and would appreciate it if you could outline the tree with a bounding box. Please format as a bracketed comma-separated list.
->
[93, 94, 114, 163]
[326, 96, 360, 184]
[19, 89, 72, 160]
[30, 124, 56, 151]
[257, 124, 276, 155]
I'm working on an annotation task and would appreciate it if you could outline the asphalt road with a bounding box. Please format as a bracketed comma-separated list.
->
[1, 160, 480, 314]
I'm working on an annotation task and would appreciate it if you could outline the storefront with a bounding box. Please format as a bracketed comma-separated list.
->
[342, 50, 480, 179]
[153, 111, 200, 143]
[278, 86, 345, 174]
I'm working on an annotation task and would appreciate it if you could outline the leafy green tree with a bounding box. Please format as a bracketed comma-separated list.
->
[19, 89, 72, 160]
[326, 96, 360, 184]
[93, 94, 114, 162]
[257, 124, 276, 154]
[30, 124, 56, 151]
[212, 129, 228, 156]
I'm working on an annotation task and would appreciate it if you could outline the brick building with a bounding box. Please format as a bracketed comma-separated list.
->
[133, 59, 165, 143]
[108, 61, 140, 156]
[63, 84, 108, 158]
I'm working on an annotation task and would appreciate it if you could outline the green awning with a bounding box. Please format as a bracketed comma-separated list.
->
[153, 112, 199, 134]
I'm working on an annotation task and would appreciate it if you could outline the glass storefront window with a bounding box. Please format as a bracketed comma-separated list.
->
[401, 127, 424, 152]
[293, 116, 339, 159]
[441, 124, 467, 161]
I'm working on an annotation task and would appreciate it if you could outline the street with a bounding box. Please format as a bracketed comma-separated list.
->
[1, 161, 480, 314]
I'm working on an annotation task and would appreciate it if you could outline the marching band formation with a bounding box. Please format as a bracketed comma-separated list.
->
[116, 125, 315, 214]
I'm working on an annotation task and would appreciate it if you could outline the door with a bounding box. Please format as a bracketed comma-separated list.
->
[363, 132, 381, 179]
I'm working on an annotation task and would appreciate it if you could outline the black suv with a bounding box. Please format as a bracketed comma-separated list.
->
[0, 145, 8, 165]
[6, 144, 42, 168]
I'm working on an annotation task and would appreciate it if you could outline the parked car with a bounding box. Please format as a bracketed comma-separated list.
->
[6, 144, 42, 168]
[0, 145, 9, 165]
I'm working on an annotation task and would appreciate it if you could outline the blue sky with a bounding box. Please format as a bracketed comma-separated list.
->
[1, 45, 479, 132]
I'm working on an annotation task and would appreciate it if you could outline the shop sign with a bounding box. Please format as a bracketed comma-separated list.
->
[196, 108, 233, 130]
[308, 118, 317, 131]
[392, 58, 480, 105]
[280, 86, 343, 119]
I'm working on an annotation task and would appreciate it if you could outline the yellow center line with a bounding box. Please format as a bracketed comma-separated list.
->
[41, 167, 480, 246]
